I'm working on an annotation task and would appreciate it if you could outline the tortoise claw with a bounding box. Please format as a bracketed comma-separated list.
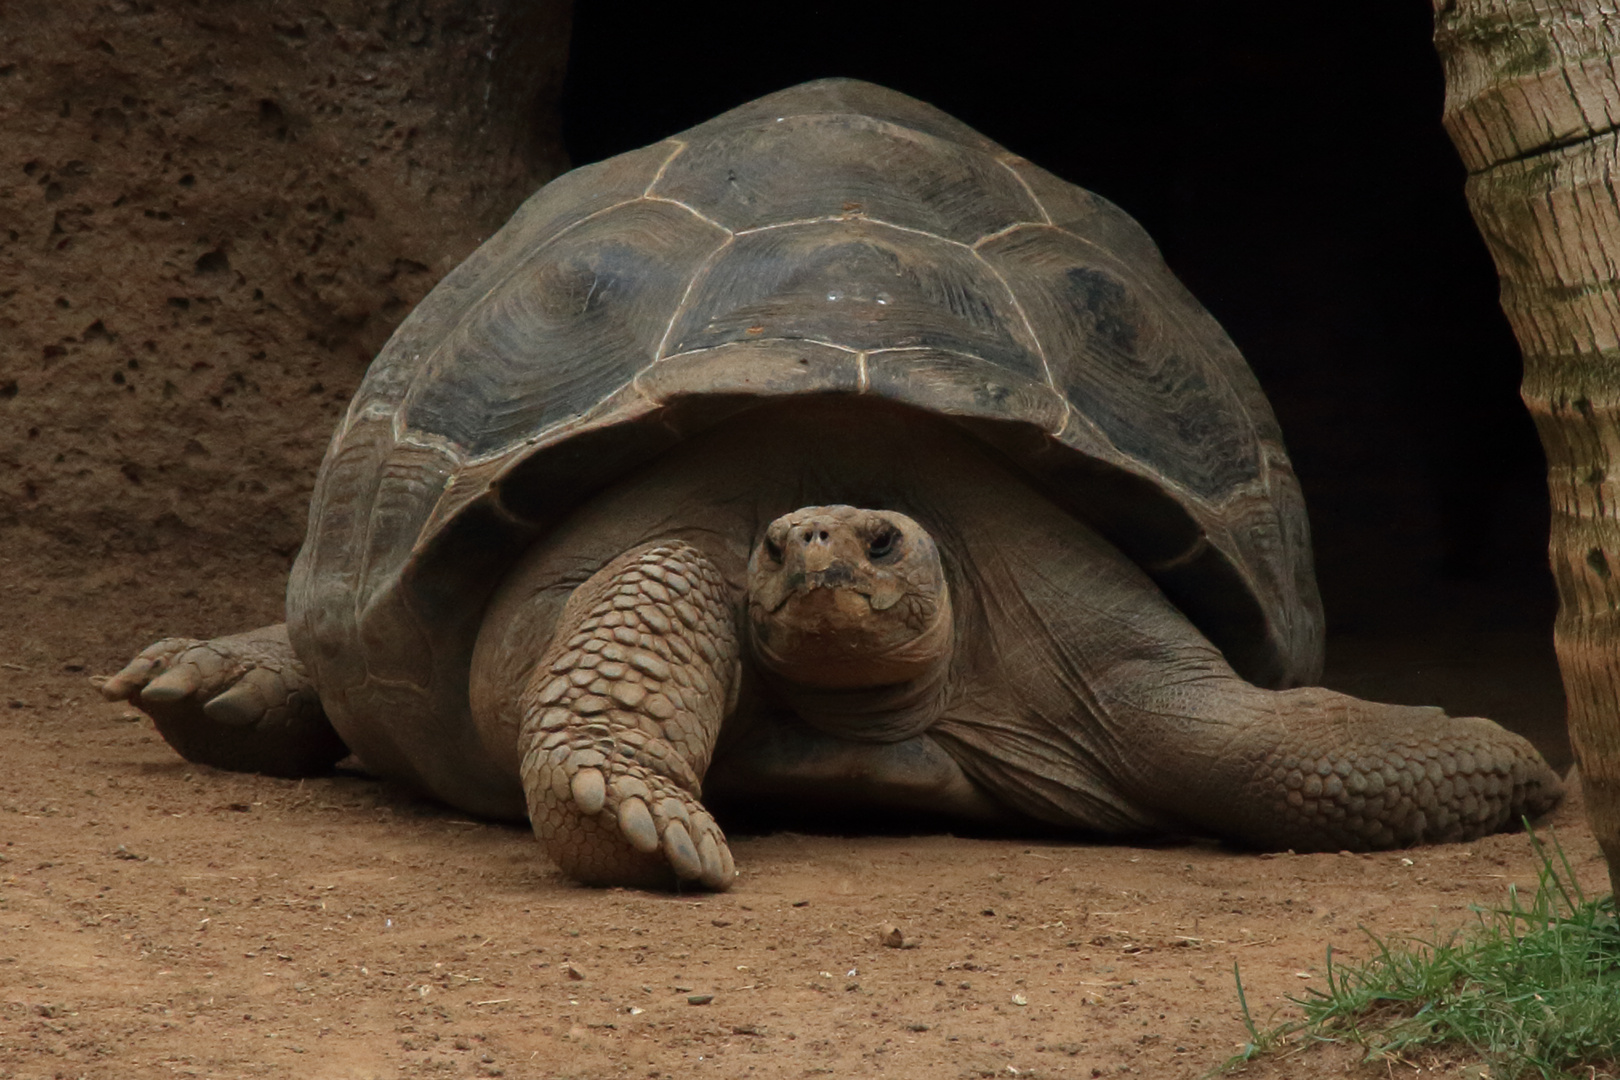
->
[618, 797, 661, 854]
[661, 820, 703, 880]
[570, 768, 607, 815]
[697, 832, 726, 889]
[201, 684, 262, 726]
[101, 655, 161, 701]
[141, 665, 200, 703]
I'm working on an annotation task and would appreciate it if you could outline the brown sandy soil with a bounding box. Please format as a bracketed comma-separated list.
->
[0, 632, 1606, 1080]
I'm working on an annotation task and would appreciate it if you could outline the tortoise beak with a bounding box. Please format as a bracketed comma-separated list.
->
[800, 563, 858, 591]
[760, 510, 881, 612]
[769, 563, 868, 615]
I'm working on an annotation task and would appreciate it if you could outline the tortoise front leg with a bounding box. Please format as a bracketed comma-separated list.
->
[519, 541, 740, 890]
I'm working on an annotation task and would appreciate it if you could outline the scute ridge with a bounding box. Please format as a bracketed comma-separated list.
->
[971, 220, 1039, 251]
[641, 139, 688, 196]
[650, 110, 1040, 244]
[642, 195, 734, 238]
[966, 245, 1066, 408]
[810, 214, 967, 249]
[654, 337, 864, 366]
[995, 155, 1054, 225]
[655, 235, 736, 361]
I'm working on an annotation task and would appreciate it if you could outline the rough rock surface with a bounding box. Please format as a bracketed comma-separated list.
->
[0, 0, 569, 670]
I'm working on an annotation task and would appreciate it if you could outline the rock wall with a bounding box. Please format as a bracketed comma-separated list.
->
[0, 0, 571, 664]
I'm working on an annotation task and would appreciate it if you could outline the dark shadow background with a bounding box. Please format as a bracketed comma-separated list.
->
[560, 1, 1569, 767]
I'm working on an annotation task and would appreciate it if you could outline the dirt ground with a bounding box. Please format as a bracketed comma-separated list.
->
[0, 607, 1608, 1080]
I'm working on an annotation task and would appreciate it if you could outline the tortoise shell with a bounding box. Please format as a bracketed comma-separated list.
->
[286, 79, 1322, 811]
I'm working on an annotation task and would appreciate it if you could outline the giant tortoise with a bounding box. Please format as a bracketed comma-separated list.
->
[103, 79, 1561, 890]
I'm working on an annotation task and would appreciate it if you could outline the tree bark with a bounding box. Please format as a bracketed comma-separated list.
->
[1433, 0, 1620, 893]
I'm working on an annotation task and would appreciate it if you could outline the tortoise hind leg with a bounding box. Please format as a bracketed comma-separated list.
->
[519, 541, 741, 890]
[928, 504, 1562, 853]
[1153, 685, 1563, 851]
[936, 636, 1562, 852]
[100, 624, 348, 778]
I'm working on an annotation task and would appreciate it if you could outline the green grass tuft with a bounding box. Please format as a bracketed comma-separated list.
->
[1219, 826, 1620, 1079]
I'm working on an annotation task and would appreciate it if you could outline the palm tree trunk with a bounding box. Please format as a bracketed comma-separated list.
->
[1432, 0, 1620, 893]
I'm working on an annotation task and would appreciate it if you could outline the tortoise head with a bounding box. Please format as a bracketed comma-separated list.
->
[746, 505, 952, 690]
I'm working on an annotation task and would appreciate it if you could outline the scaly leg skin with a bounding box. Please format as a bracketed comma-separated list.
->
[1176, 687, 1563, 852]
[99, 624, 348, 778]
[519, 542, 740, 890]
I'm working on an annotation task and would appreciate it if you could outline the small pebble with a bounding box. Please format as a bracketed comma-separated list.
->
[562, 962, 585, 981]
[687, 993, 714, 1006]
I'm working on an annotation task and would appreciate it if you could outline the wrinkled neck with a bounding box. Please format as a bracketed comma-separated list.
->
[765, 641, 953, 743]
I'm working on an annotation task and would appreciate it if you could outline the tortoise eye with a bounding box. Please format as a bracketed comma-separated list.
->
[764, 536, 784, 563]
[867, 529, 899, 560]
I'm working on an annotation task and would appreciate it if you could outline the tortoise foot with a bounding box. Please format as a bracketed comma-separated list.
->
[100, 624, 347, 778]
[1223, 690, 1563, 851]
[519, 541, 740, 890]
[526, 743, 735, 890]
